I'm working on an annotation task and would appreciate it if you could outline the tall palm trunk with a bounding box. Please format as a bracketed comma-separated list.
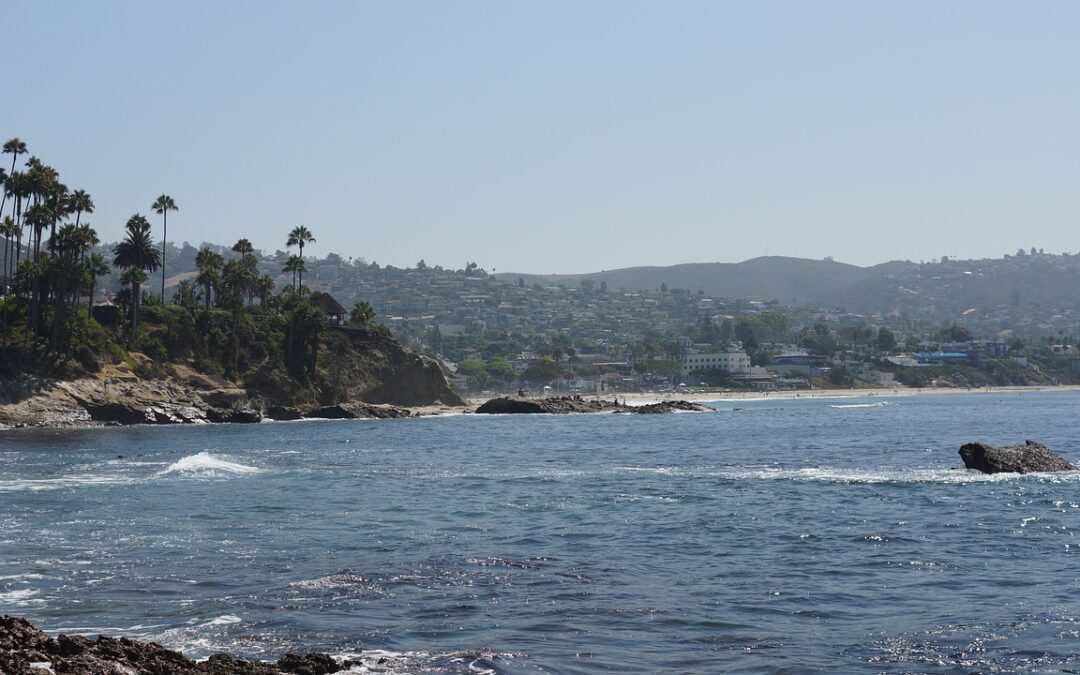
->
[160, 211, 167, 300]
[131, 280, 140, 343]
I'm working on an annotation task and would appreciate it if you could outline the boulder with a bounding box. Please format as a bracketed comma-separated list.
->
[276, 652, 345, 674]
[959, 440, 1075, 474]
[304, 402, 412, 419]
[266, 405, 304, 421]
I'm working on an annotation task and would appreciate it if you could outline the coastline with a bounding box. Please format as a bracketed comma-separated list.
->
[5, 381, 1080, 431]
[469, 383, 1080, 407]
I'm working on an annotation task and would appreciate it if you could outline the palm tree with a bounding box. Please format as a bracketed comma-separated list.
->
[0, 139, 27, 222]
[284, 255, 305, 293]
[69, 189, 94, 228]
[152, 195, 178, 300]
[255, 274, 276, 306]
[195, 246, 223, 310]
[7, 172, 30, 269]
[112, 214, 161, 341]
[231, 238, 256, 304]
[84, 252, 110, 314]
[286, 226, 315, 290]
[0, 217, 17, 293]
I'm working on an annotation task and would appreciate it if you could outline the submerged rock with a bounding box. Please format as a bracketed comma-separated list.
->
[0, 615, 356, 675]
[958, 440, 1075, 474]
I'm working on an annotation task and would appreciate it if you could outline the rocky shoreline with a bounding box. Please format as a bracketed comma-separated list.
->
[0, 370, 452, 430]
[0, 615, 355, 674]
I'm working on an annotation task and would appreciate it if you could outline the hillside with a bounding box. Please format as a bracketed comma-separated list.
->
[497, 257, 905, 306]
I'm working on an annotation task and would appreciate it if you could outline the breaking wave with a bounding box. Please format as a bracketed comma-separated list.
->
[158, 452, 261, 478]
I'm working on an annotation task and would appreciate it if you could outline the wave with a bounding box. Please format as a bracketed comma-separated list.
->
[158, 452, 261, 478]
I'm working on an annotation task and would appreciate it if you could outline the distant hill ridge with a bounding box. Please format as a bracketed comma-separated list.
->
[496, 256, 912, 306]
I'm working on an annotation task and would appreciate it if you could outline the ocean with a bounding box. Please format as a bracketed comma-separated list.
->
[2, 392, 1079, 673]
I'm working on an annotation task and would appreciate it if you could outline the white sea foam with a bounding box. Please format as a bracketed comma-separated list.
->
[333, 648, 510, 674]
[0, 475, 136, 493]
[203, 615, 241, 626]
[158, 452, 261, 477]
[0, 588, 42, 606]
[714, 466, 1080, 484]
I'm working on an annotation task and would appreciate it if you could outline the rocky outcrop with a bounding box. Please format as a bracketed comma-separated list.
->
[621, 400, 713, 414]
[0, 326, 466, 428]
[476, 396, 619, 414]
[959, 440, 1076, 474]
[316, 326, 466, 407]
[304, 402, 412, 419]
[0, 615, 356, 674]
[476, 396, 711, 415]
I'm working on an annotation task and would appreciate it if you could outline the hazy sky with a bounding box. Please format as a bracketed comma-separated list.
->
[6, 1, 1079, 273]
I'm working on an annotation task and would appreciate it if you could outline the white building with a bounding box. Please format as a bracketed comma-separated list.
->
[682, 347, 751, 378]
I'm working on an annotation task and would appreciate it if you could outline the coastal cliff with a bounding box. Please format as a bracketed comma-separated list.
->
[0, 323, 464, 428]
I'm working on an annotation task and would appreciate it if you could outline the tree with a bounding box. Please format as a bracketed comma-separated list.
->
[349, 300, 375, 326]
[254, 274, 276, 306]
[284, 255, 305, 293]
[113, 214, 161, 341]
[286, 226, 315, 290]
[231, 238, 257, 304]
[876, 327, 897, 352]
[0, 139, 27, 223]
[70, 189, 94, 227]
[152, 195, 178, 300]
[84, 252, 110, 314]
[195, 246, 223, 310]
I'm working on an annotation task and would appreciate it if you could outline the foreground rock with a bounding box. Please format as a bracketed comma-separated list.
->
[476, 396, 711, 415]
[0, 615, 355, 674]
[959, 440, 1076, 474]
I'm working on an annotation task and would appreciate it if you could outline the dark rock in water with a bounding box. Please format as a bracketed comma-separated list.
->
[206, 408, 263, 424]
[0, 614, 354, 674]
[266, 405, 304, 421]
[276, 652, 345, 674]
[476, 397, 548, 414]
[476, 396, 622, 414]
[959, 440, 1075, 474]
[621, 400, 712, 414]
[477, 396, 709, 415]
[304, 402, 411, 419]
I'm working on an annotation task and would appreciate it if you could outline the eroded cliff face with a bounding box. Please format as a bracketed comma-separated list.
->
[0, 325, 465, 427]
[316, 325, 466, 407]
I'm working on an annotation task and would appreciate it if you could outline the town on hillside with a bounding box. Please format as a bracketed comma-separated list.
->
[82, 240, 1080, 396]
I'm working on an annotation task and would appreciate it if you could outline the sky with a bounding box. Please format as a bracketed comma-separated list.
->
[5, 1, 1080, 273]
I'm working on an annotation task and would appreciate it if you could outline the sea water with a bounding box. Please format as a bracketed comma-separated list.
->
[2, 392, 1079, 673]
